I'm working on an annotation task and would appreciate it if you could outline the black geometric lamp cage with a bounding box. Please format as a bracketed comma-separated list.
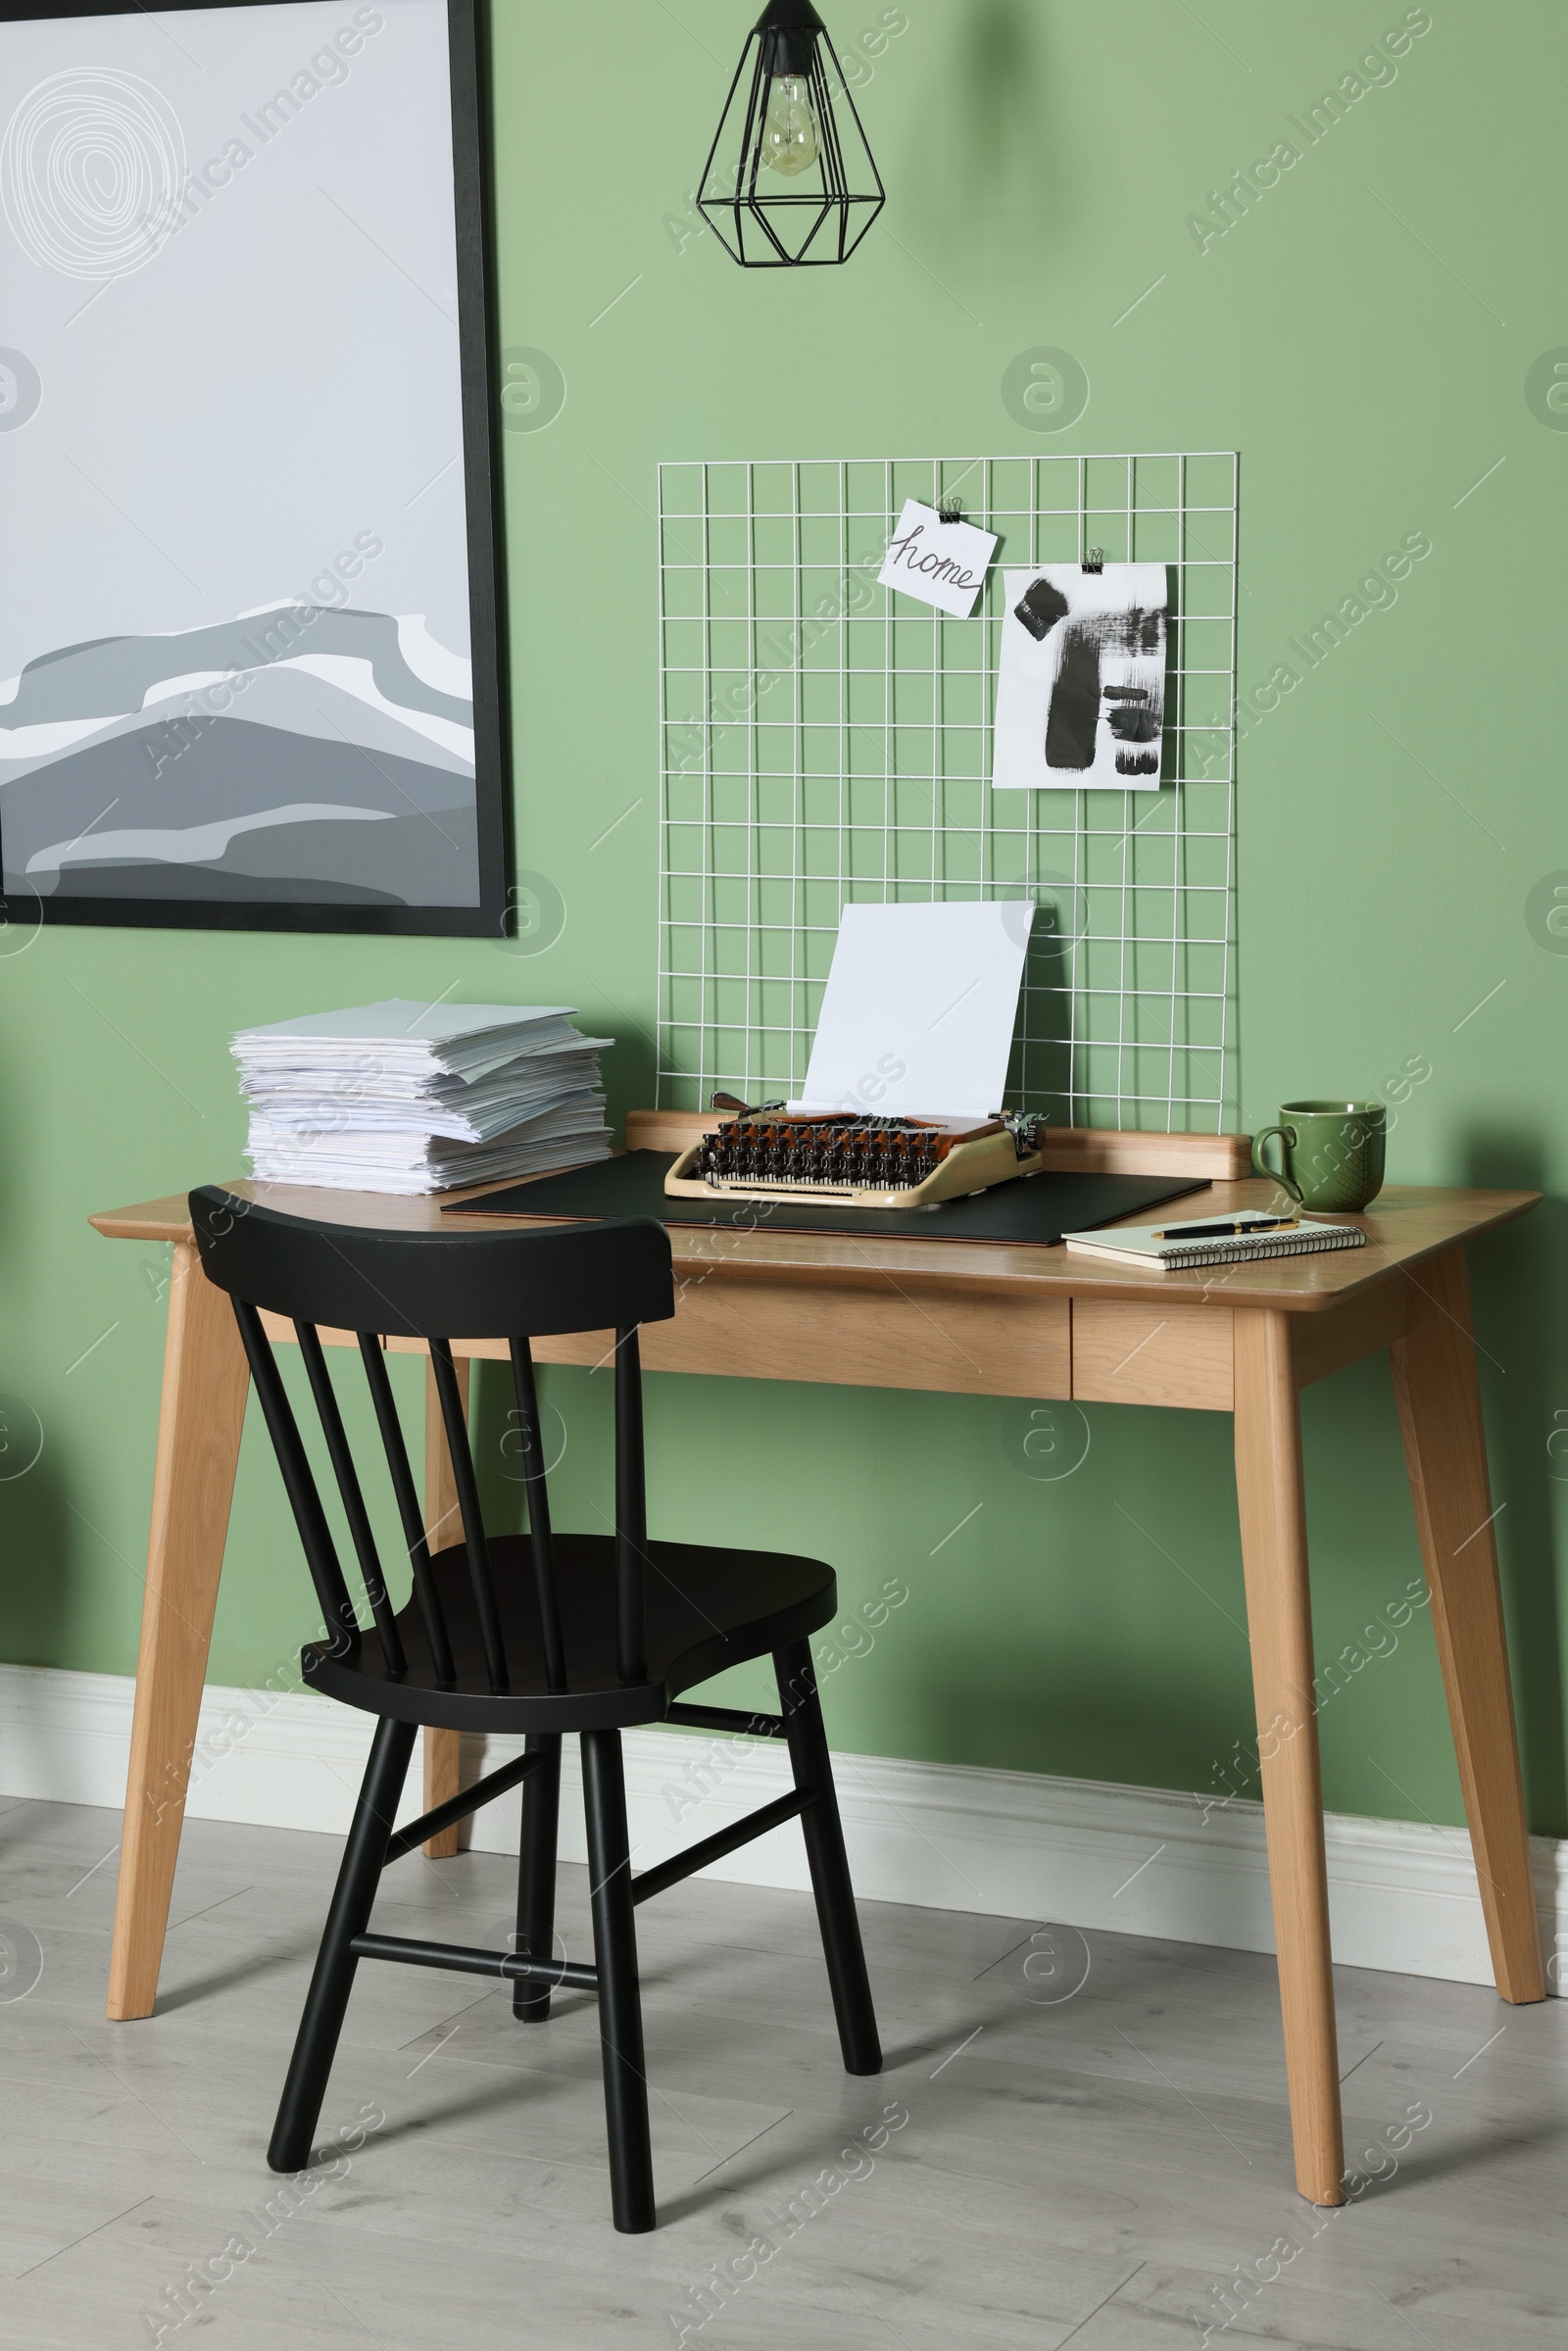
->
[697, 0, 885, 268]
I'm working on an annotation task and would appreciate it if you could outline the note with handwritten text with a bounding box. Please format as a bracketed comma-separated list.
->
[877, 500, 997, 618]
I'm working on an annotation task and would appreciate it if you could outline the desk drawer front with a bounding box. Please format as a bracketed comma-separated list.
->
[264, 1299, 1069, 1397]
[534, 1278, 1070, 1399]
[1071, 1299, 1234, 1410]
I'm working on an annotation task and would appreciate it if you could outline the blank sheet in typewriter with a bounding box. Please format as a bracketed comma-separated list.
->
[794, 902, 1035, 1122]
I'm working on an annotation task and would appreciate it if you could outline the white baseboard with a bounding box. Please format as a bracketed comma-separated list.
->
[1, 1662, 1561, 1992]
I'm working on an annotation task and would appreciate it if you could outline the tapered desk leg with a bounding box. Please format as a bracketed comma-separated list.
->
[1233, 1309, 1345, 2207]
[1392, 1249, 1544, 2003]
[108, 1243, 250, 2020]
[422, 1355, 470, 1859]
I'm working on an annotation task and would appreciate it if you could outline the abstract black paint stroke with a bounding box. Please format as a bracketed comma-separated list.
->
[1075, 605, 1163, 660]
[1014, 576, 1071, 642]
[1106, 702, 1159, 744]
[1130, 605, 1163, 658]
[1046, 642, 1165, 769]
[1115, 747, 1160, 776]
[1044, 622, 1102, 769]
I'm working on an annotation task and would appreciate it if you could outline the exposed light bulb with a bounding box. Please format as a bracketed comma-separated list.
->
[760, 73, 819, 176]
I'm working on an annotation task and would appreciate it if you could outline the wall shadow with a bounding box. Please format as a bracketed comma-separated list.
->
[1457, 1120, 1568, 1837]
[0, 1387, 73, 1668]
[906, 0, 1074, 261]
[1012, 905, 1076, 1114]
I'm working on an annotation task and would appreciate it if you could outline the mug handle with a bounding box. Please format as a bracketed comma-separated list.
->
[1251, 1124, 1303, 1201]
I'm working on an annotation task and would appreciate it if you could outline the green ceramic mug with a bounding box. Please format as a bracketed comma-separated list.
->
[1250, 1100, 1387, 1211]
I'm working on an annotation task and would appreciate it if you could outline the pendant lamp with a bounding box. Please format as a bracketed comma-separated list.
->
[697, 0, 885, 268]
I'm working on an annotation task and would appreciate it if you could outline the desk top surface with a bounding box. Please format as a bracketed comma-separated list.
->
[91, 1124, 1539, 1316]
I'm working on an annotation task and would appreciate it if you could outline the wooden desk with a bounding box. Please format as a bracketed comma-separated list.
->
[90, 1116, 1545, 2207]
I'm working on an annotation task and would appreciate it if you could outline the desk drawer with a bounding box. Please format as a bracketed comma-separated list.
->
[266, 1293, 1071, 1399]
[1071, 1299, 1234, 1410]
[534, 1277, 1071, 1400]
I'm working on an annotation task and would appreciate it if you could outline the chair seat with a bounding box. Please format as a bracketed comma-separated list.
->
[303, 1532, 837, 1733]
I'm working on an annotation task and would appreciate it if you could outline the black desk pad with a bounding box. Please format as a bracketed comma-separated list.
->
[446, 1151, 1204, 1248]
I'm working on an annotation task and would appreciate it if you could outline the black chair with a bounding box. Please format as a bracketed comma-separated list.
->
[190, 1188, 879, 2232]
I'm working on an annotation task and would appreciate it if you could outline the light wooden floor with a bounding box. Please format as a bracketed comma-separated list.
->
[0, 1792, 1562, 2349]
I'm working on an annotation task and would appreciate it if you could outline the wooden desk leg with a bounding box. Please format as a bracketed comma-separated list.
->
[422, 1356, 470, 1859]
[108, 1242, 250, 2020]
[1391, 1249, 1544, 2003]
[1234, 1309, 1346, 2207]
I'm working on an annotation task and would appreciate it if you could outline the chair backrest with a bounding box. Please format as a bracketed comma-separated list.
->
[190, 1189, 675, 1695]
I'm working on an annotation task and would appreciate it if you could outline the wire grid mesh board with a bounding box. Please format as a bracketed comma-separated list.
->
[656, 453, 1238, 1132]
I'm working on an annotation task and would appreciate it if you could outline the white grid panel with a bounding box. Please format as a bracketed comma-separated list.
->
[657, 453, 1237, 1132]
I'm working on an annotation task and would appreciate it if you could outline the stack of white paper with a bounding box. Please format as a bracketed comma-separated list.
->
[231, 1002, 612, 1195]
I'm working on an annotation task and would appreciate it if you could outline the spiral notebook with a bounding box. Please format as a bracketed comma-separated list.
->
[1063, 1208, 1367, 1271]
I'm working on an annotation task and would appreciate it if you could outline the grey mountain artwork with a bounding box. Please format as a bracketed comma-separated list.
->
[0, 0, 492, 924]
[1, 604, 477, 906]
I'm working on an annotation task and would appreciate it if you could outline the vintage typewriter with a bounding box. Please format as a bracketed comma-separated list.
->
[664, 1096, 1048, 1210]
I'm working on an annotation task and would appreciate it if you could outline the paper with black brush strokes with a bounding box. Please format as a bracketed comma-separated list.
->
[992, 563, 1168, 790]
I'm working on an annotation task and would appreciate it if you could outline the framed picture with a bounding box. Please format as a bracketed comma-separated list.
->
[0, 0, 508, 934]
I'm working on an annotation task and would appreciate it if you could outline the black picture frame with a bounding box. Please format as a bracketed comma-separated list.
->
[0, 0, 510, 937]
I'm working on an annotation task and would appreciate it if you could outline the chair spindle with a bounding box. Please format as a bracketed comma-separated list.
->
[231, 1300, 361, 1657]
[509, 1337, 566, 1691]
[295, 1323, 407, 1676]
[356, 1334, 457, 1687]
[429, 1338, 510, 1693]
[613, 1326, 647, 1685]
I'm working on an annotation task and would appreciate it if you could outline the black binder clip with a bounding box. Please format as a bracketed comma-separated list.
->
[1082, 545, 1105, 573]
[937, 494, 965, 524]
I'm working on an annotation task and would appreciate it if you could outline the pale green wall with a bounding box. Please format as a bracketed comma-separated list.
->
[3, 0, 1564, 1839]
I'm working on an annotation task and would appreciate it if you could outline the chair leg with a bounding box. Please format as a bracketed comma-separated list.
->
[580, 1728, 655, 2232]
[513, 1733, 562, 2020]
[268, 1715, 416, 2174]
[775, 1641, 881, 2077]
